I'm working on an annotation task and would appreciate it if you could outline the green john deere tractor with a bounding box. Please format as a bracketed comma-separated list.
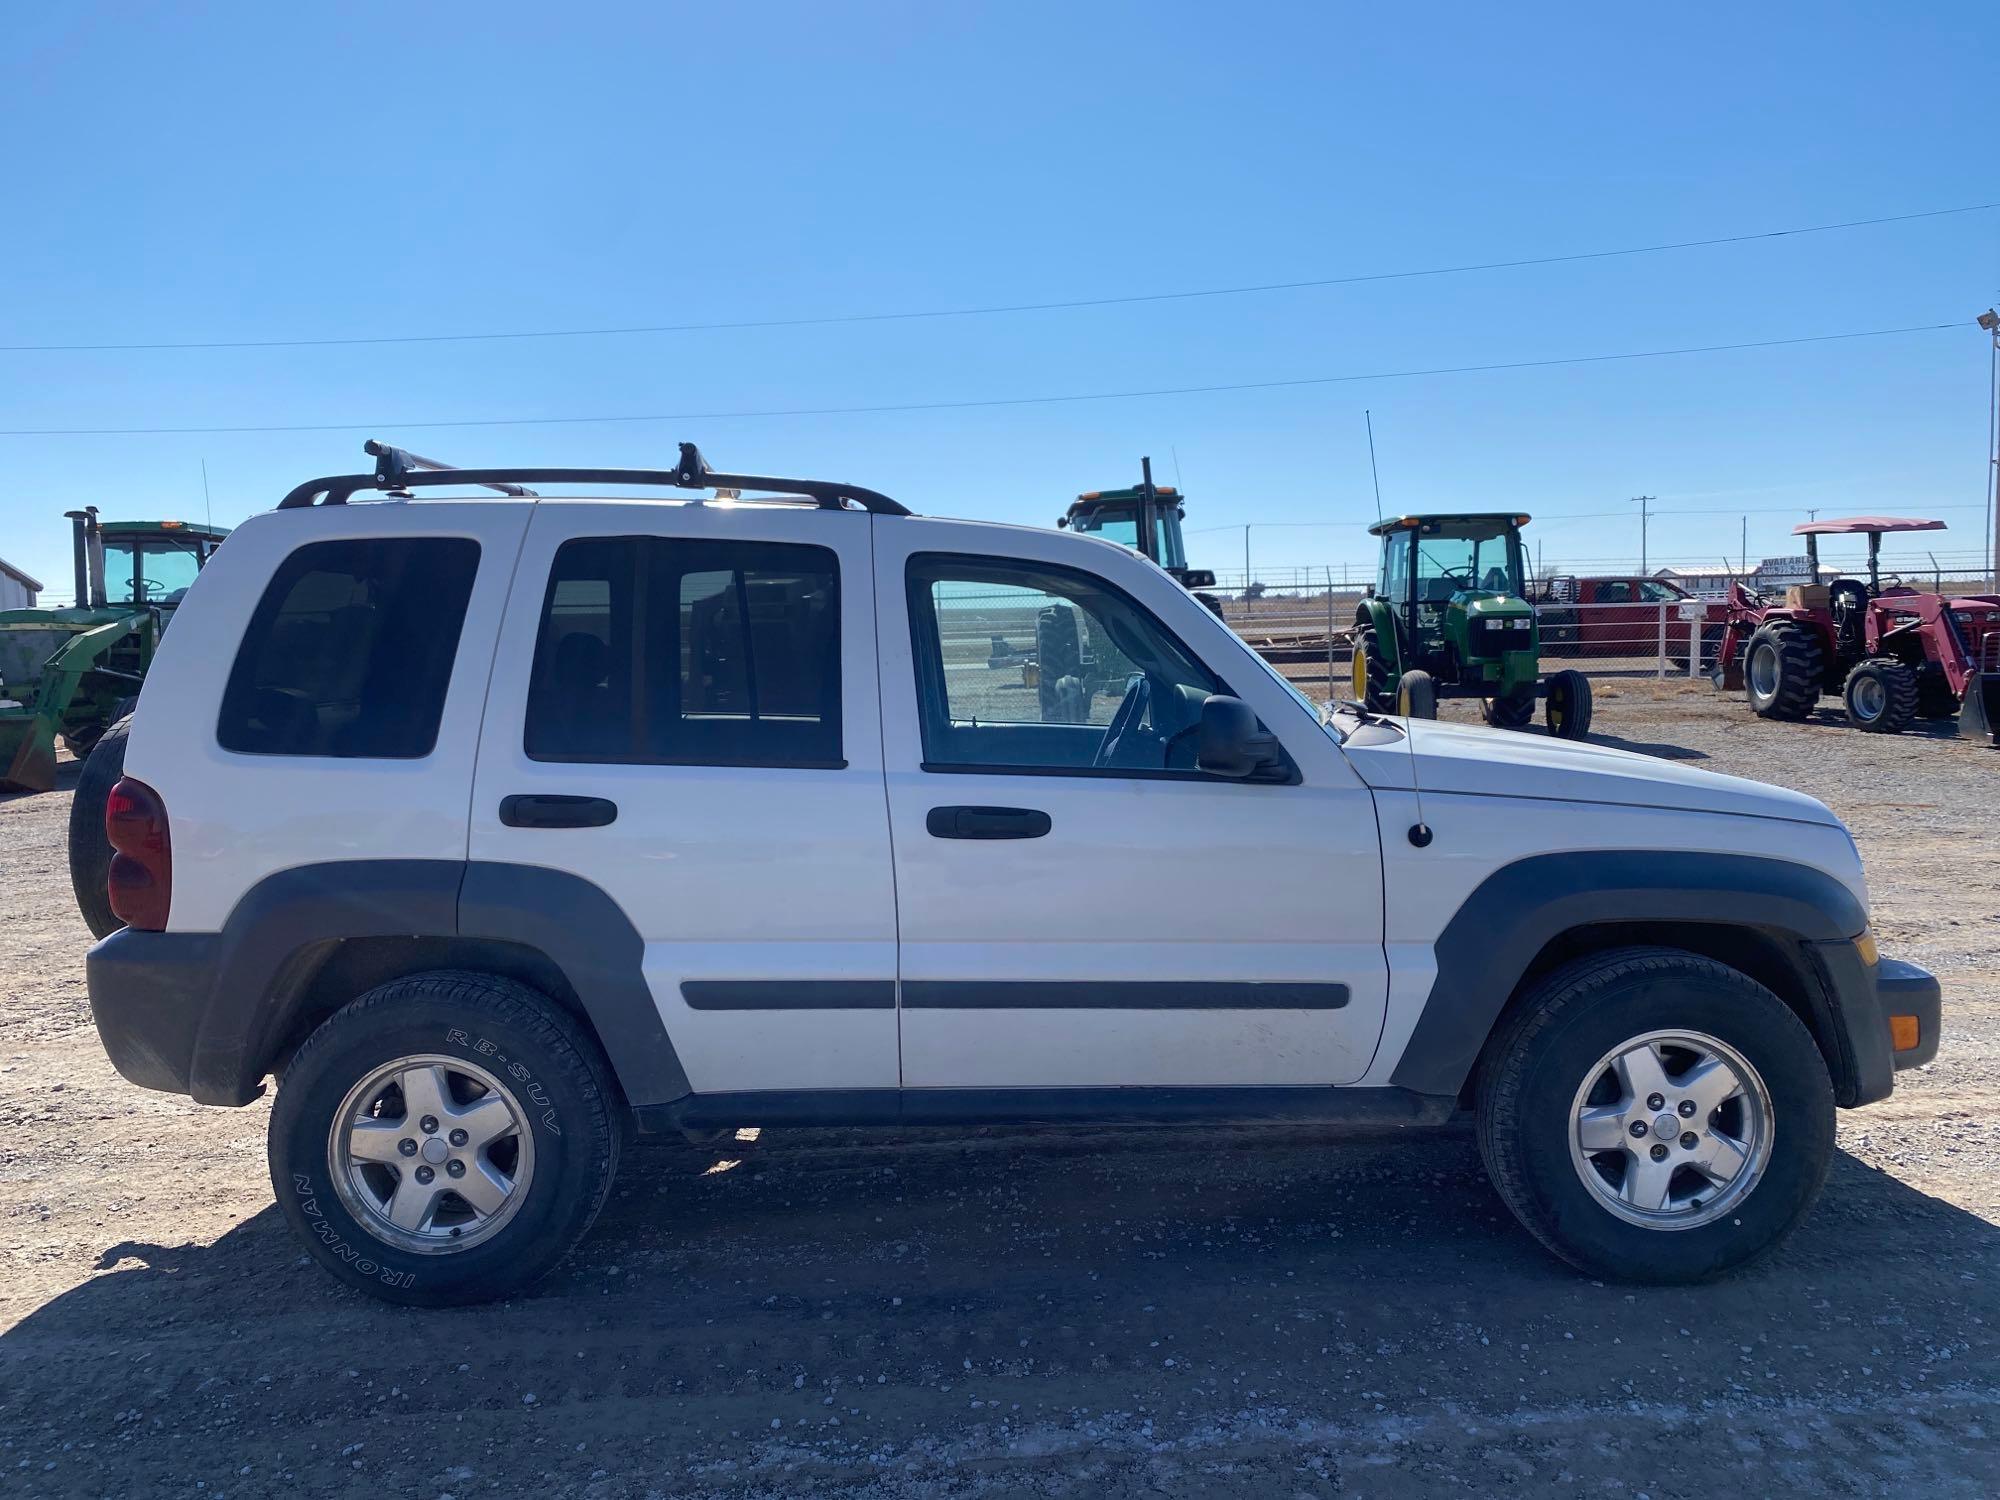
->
[1350, 512, 1592, 739]
[0, 508, 228, 793]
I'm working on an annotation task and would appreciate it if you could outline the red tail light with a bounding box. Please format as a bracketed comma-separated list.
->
[106, 777, 171, 931]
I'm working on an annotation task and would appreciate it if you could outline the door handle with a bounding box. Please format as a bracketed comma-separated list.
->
[925, 805, 1052, 840]
[499, 794, 618, 829]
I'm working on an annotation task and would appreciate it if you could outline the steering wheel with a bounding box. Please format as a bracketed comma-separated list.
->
[134, 577, 168, 599]
[1093, 673, 1152, 769]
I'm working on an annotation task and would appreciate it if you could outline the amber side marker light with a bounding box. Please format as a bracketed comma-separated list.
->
[1890, 1015, 1922, 1053]
[1854, 929, 1879, 966]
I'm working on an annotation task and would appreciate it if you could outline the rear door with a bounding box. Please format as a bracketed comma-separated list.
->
[469, 502, 898, 1096]
[874, 519, 1389, 1091]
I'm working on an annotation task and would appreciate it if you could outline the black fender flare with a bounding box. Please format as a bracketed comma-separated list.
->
[1387, 850, 1868, 1098]
[172, 860, 688, 1107]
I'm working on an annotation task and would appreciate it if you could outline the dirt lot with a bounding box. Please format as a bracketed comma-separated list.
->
[2, 683, 1996, 1498]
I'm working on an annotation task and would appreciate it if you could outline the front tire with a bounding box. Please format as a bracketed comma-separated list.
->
[270, 971, 622, 1306]
[1544, 669, 1593, 739]
[1483, 689, 1536, 729]
[1476, 948, 1834, 1283]
[1842, 658, 1917, 733]
[1396, 668, 1438, 719]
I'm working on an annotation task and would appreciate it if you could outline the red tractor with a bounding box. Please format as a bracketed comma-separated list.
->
[1713, 516, 2000, 743]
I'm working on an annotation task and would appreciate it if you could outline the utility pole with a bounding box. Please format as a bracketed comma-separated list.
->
[1629, 495, 1653, 575]
[1981, 310, 2000, 591]
[1243, 525, 1252, 598]
[1740, 516, 1747, 576]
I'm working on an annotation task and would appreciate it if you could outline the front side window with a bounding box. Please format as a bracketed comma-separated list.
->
[907, 554, 1227, 774]
[525, 536, 841, 767]
[218, 536, 480, 758]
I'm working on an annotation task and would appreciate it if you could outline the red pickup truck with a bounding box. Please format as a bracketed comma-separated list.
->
[1534, 575, 1725, 668]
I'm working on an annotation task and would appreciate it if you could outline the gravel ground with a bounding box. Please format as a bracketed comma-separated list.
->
[2, 682, 1996, 1498]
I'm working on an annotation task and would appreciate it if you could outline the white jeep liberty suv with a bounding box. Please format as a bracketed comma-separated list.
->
[83, 442, 1940, 1305]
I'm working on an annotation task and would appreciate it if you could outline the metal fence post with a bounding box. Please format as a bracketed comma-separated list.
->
[1656, 603, 1667, 680]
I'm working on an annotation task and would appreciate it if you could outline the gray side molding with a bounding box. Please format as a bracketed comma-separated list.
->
[1388, 850, 1867, 1098]
[460, 862, 692, 1107]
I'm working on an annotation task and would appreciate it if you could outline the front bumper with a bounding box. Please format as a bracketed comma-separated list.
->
[1877, 957, 1941, 1073]
[1811, 938, 1941, 1106]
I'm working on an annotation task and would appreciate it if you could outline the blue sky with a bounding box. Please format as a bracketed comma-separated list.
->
[3, 2, 1996, 597]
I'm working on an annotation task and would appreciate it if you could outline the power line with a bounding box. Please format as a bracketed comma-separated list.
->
[5, 203, 1994, 355]
[0, 320, 1963, 439]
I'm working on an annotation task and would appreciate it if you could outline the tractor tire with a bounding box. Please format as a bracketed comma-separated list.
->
[1351, 623, 1393, 710]
[1743, 623, 1823, 722]
[1544, 669, 1593, 740]
[1483, 690, 1536, 730]
[1841, 658, 1918, 734]
[68, 713, 131, 940]
[1396, 669, 1438, 719]
[1915, 668, 1958, 719]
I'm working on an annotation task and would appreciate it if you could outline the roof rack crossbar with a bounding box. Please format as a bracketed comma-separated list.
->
[367, 439, 539, 498]
[276, 440, 912, 515]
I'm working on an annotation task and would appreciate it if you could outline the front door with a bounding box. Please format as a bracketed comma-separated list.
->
[470, 503, 899, 1097]
[874, 520, 1388, 1091]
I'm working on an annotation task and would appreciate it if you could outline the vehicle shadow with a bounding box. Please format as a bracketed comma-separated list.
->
[0, 758, 81, 805]
[2, 1126, 1996, 1492]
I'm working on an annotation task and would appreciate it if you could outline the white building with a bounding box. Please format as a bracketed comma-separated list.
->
[0, 557, 43, 610]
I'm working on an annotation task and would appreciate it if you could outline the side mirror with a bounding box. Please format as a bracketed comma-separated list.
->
[1181, 568, 1218, 589]
[1196, 694, 1285, 780]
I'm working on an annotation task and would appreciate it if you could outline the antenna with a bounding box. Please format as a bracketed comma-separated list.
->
[200, 457, 213, 532]
[1364, 410, 1384, 522]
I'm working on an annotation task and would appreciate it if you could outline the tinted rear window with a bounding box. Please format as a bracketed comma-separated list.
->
[217, 537, 480, 758]
[525, 536, 842, 767]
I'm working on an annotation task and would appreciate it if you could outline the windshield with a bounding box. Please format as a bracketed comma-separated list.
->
[1410, 522, 1522, 602]
[103, 537, 205, 605]
[1068, 505, 1189, 570]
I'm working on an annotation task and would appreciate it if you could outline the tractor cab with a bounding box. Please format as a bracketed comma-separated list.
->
[1352, 511, 1591, 737]
[93, 518, 230, 612]
[1058, 458, 1217, 592]
[0, 509, 230, 790]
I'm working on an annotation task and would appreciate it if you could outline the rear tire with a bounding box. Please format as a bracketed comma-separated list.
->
[1744, 623, 1823, 721]
[1476, 948, 1835, 1283]
[1352, 623, 1393, 710]
[1483, 690, 1536, 729]
[68, 714, 131, 940]
[269, 971, 623, 1306]
[1841, 658, 1918, 733]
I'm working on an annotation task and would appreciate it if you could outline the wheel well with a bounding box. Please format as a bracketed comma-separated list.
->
[1464, 921, 1853, 1106]
[258, 936, 600, 1085]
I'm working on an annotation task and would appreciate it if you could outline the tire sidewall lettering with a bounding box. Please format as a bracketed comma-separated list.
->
[446, 1026, 563, 1137]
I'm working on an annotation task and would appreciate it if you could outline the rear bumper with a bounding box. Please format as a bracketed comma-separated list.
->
[1877, 957, 1941, 1073]
[86, 926, 240, 1102]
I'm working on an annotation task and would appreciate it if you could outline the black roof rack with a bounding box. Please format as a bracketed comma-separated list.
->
[276, 440, 912, 516]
